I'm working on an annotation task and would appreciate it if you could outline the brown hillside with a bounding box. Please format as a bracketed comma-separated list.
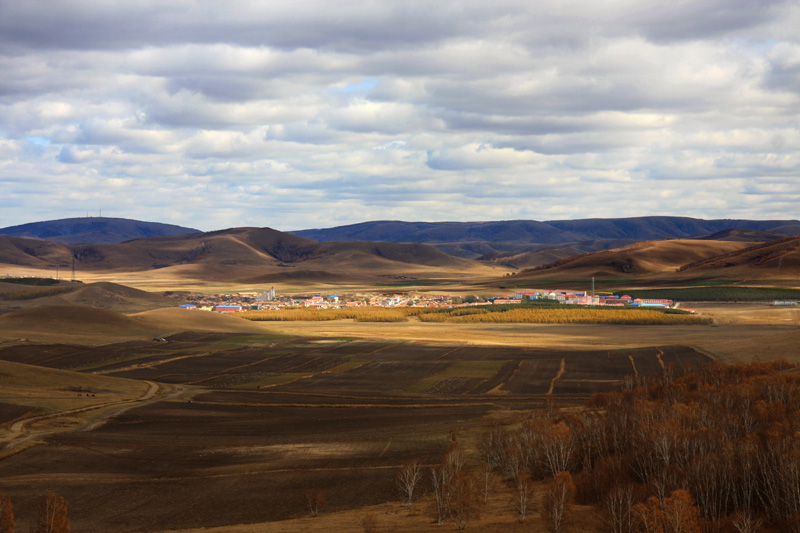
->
[0, 305, 154, 338]
[0, 236, 71, 268]
[131, 307, 273, 334]
[510, 239, 756, 281]
[0, 281, 177, 315]
[58, 282, 177, 312]
[0, 227, 502, 282]
[0, 303, 273, 344]
[678, 235, 800, 279]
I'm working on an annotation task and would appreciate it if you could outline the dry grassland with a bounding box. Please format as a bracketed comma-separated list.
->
[259, 315, 800, 365]
[153, 479, 602, 532]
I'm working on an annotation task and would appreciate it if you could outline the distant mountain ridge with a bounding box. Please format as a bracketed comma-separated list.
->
[0, 217, 200, 245]
[0, 226, 499, 283]
[291, 217, 800, 245]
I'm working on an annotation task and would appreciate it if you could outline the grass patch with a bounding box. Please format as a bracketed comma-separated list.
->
[205, 334, 288, 348]
[619, 287, 800, 301]
[1, 277, 62, 286]
[326, 359, 371, 373]
[0, 285, 80, 301]
[242, 372, 307, 388]
[408, 360, 506, 393]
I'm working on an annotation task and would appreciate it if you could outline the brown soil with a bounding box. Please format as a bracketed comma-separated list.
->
[0, 332, 709, 531]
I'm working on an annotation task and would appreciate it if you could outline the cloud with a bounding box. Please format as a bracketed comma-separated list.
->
[0, 1, 798, 231]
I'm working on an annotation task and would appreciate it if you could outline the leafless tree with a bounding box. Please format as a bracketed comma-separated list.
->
[538, 421, 575, 477]
[35, 492, 69, 533]
[396, 460, 423, 508]
[514, 473, 535, 523]
[430, 464, 450, 526]
[304, 488, 326, 517]
[542, 472, 575, 533]
[602, 483, 637, 533]
[730, 509, 762, 533]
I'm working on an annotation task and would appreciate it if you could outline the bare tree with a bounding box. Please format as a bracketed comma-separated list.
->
[602, 483, 637, 533]
[35, 492, 69, 533]
[304, 488, 326, 517]
[538, 421, 575, 477]
[430, 443, 467, 526]
[430, 464, 451, 526]
[542, 472, 575, 533]
[514, 473, 535, 523]
[396, 460, 423, 508]
[730, 509, 762, 533]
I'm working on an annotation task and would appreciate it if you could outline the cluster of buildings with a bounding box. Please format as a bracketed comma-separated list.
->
[173, 286, 674, 313]
[513, 290, 673, 308]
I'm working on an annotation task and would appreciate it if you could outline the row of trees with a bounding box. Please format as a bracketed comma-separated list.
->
[418, 307, 708, 325]
[0, 491, 69, 533]
[243, 305, 708, 325]
[391, 358, 800, 531]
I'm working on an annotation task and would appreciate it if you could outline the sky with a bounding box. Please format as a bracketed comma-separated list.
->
[1, 0, 799, 232]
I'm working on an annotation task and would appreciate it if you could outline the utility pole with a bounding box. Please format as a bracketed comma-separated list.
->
[71, 258, 76, 282]
[591, 276, 595, 302]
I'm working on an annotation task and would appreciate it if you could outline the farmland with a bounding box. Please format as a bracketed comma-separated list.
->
[0, 332, 710, 531]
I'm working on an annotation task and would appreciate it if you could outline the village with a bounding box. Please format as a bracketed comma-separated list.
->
[173, 286, 675, 313]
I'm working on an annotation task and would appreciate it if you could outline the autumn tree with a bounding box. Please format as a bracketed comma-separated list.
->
[514, 473, 535, 523]
[542, 472, 575, 533]
[395, 460, 423, 508]
[0, 492, 15, 533]
[449, 472, 479, 530]
[35, 492, 69, 533]
[304, 488, 326, 517]
[537, 421, 575, 477]
[633, 489, 701, 533]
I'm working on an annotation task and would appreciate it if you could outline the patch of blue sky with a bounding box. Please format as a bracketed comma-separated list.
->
[26, 136, 51, 146]
[330, 78, 378, 93]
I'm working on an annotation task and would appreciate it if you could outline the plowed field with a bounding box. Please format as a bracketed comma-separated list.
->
[0, 333, 710, 531]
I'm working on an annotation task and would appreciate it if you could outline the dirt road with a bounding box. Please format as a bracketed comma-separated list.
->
[1, 381, 182, 451]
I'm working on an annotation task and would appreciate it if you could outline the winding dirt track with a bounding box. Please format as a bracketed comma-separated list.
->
[1, 381, 182, 451]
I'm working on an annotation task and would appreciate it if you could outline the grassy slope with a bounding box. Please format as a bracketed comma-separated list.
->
[0, 359, 148, 414]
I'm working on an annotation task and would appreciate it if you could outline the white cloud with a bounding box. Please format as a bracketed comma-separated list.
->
[0, 0, 799, 231]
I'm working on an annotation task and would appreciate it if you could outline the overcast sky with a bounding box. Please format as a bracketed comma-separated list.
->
[1, 1, 798, 232]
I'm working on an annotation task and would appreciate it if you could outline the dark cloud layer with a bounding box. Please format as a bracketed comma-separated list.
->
[0, 1, 798, 230]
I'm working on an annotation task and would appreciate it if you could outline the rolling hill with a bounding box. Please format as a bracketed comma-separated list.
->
[0, 281, 178, 315]
[678, 236, 800, 279]
[0, 217, 200, 245]
[507, 238, 769, 282]
[0, 227, 503, 283]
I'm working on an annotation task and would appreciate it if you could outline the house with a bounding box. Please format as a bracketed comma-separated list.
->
[214, 304, 242, 313]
